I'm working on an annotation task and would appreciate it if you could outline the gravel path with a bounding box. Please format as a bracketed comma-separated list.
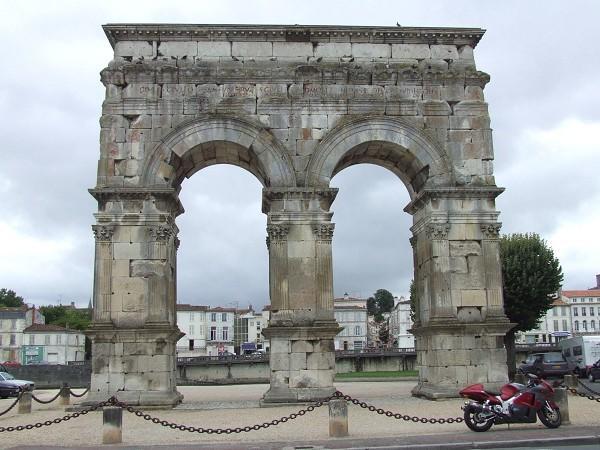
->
[0, 382, 598, 449]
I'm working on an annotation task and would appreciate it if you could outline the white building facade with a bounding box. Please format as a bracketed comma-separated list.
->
[389, 297, 415, 349]
[22, 324, 85, 364]
[333, 296, 368, 351]
[0, 306, 45, 363]
[176, 304, 208, 357]
[206, 307, 235, 355]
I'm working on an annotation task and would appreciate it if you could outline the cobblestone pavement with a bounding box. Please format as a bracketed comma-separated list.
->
[1, 382, 599, 449]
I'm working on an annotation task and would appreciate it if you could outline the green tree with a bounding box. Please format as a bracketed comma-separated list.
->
[378, 321, 390, 346]
[39, 305, 91, 331]
[366, 297, 377, 316]
[500, 233, 563, 379]
[374, 289, 394, 314]
[0, 289, 25, 307]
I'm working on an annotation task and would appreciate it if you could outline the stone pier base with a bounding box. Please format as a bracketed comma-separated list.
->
[261, 323, 341, 403]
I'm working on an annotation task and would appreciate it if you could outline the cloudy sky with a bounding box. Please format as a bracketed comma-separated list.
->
[0, 1, 598, 309]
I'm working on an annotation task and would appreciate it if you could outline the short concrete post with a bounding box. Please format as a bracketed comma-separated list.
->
[103, 406, 123, 444]
[329, 399, 349, 437]
[564, 375, 577, 392]
[59, 384, 70, 406]
[514, 373, 527, 384]
[18, 391, 32, 414]
[554, 387, 570, 425]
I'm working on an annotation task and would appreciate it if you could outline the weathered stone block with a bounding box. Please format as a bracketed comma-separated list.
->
[232, 42, 273, 57]
[315, 43, 352, 58]
[430, 45, 459, 60]
[392, 44, 430, 59]
[273, 42, 313, 57]
[351, 43, 391, 58]
[158, 42, 198, 57]
[198, 41, 231, 57]
[114, 41, 153, 58]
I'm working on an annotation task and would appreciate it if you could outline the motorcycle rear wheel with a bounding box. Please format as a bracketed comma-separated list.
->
[538, 403, 561, 428]
[463, 406, 494, 432]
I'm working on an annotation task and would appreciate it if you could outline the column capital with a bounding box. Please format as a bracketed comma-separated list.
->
[147, 224, 175, 241]
[312, 223, 335, 241]
[92, 225, 115, 242]
[262, 187, 338, 215]
[425, 223, 450, 240]
[480, 222, 502, 239]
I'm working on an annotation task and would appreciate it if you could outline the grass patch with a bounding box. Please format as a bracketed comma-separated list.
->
[336, 370, 418, 379]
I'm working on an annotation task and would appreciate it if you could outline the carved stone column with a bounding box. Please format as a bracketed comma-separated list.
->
[84, 188, 184, 408]
[406, 187, 513, 399]
[261, 188, 341, 403]
[92, 225, 114, 325]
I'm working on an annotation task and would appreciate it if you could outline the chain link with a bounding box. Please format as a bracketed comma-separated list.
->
[332, 391, 463, 424]
[0, 398, 111, 433]
[109, 396, 327, 433]
[0, 391, 23, 417]
[68, 387, 90, 398]
[565, 379, 600, 403]
[31, 389, 63, 404]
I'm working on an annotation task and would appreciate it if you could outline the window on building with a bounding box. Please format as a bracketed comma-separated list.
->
[11, 319, 17, 330]
[573, 298, 577, 303]
[189, 325, 195, 336]
[188, 339, 194, 350]
[355, 326, 361, 336]
[210, 327, 217, 340]
[353, 341, 364, 350]
[552, 308, 558, 316]
[591, 320, 596, 330]
[542, 334, 547, 343]
[591, 308, 595, 316]
[222, 313, 227, 322]
[562, 319, 568, 331]
[256, 323, 261, 330]
[10, 334, 16, 345]
[573, 308, 578, 316]
[583, 321, 588, 331]
[575, 321, 579, 331]
[574, 345, 583, 356]
[28, 335, 34, 345]
[0, 336, 2, 346]
[553, 320, 559, 332]
[211, 313, 217, 322]
[56, 335, 62, 345]
[582, 307, 587, 316]
[44, 335, 50, 345]
[222, 327, 229, 341]
[190, 312, 194, 321]
[249, 321, 254, 327]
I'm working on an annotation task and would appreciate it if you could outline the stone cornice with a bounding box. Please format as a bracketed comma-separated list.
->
[103, 24, 485, 48]
[404, 186, 505, 214]
[89, 187, 185, 216]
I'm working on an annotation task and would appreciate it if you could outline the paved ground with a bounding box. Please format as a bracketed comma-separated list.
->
[1, 381, 599, 449]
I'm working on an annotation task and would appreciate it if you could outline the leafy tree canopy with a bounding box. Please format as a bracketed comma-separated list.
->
[0, 289, 25, 307]
[500, 233, 563, 332]
[374, 289, 395, 314]
[39, 305, 91, 331]
[366, 297, 377, 316]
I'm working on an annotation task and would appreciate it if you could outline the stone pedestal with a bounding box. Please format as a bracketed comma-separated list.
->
[262, 323, 340, 403]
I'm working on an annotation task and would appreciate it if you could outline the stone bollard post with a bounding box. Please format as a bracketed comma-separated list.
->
[59, 383, 70, 406]
[18, 391, 32, 414]
[554, 387, 570, 425]
[329, 399, 349, 437]
[514, 373, 527, 384]
[563, 375, 577, 392]
[103, 406, 123, 444]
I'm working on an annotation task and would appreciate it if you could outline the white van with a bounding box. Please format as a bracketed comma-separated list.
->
[558, 336, 600, 375]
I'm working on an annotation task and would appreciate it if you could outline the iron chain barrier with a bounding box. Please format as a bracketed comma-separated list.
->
[32, 390, 62, 405]
[0, 391, 23, 417]
[68, 388, 90, 398]
[567, 378, 600, 402]
[0, 390, 464, 434]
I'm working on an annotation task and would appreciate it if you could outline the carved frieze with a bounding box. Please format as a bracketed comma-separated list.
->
[148, 225, 174, 241]
[312, 223, 335, 241]
[480, 223, 501, 239]
[425, 223, 450, 240]
[92, 225, 115, 242]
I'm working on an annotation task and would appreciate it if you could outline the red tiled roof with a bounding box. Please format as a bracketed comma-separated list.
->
[562, 290, 600, 298]
[551, 298, 568, 306]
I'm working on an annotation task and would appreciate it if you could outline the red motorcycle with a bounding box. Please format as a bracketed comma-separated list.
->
[459, 374, 561, 432]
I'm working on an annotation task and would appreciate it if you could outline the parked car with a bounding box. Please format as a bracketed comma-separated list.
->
[2, 361, 21, 368]
[0, 380, 21, 399]
[0, 372, 34, 391]
[518, 352, 569, 377]
[588, 359, 600, 382]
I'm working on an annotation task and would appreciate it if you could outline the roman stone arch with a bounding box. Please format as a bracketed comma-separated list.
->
[142, 116, 296, 189]
[306, 116, 452, 198]
[87, 23, 513, 408]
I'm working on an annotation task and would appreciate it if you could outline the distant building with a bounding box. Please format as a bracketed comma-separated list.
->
[176, 304, 208, 357]
[234, 306, 269, 354]
[515, 297, 572, 344]
[0, 306, 44, 363]
[389, 296, 415, 348]
[562, 289, 600, 336]
[333, 295, 367, 350]
[21, 324, 85, 364]
[206, 307, 236, 355]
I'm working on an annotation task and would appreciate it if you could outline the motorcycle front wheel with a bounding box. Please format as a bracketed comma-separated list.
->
[463, 406, 494, 432]
[538, 402, 561, 428]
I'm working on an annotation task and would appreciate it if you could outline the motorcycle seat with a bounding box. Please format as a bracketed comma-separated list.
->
[484, 389, 501, 396]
